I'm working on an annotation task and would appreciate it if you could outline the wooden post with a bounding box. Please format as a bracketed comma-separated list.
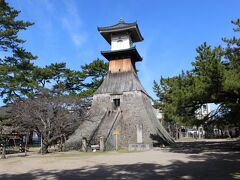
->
[113, 128, 119, 151]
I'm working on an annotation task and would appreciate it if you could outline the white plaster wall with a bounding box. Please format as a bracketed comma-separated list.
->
[111, 34, 131, 50]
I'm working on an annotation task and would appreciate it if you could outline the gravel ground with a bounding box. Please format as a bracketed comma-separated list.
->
[0, 138, 239, 180]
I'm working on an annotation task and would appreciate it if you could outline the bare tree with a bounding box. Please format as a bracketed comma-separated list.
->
[10, 94, 89, 154]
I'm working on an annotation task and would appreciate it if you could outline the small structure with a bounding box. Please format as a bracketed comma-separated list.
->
[180, 104, 211, 139]
[66, 20, 174, 151]
[196, 104, 211, 120]
[195, 104, 211, 138]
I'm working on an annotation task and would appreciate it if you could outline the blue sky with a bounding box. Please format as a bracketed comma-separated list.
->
[7, 0, 240, 98]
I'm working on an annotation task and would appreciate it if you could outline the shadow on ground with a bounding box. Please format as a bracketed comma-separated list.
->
[1, 140, 240, 180]
[167, 139, 240, 154]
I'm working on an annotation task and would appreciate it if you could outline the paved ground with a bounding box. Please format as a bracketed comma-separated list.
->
[0, 139, 239, 180]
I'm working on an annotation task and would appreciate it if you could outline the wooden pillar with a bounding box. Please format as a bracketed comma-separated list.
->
[113, 128, 119, 151]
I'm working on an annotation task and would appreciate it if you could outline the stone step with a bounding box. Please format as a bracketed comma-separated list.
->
[95, 111, 118, 138]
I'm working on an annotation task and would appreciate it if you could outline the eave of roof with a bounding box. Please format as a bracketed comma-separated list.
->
[98, 21, 137, 31]
[98, 21, 144, 44]
[101, 46, 142, 62]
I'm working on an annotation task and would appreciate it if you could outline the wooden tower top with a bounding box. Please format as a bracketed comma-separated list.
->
[95, 20, 147, 94]
[98, 19, 143, 73]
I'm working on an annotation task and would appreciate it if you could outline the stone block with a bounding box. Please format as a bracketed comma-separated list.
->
[128, 143, 152, 151]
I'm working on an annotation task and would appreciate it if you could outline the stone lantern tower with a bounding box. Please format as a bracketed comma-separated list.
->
[67, 19, 174, 150]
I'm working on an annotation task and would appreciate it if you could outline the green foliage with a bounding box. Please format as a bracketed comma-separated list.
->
[80, 58, 108, 96]
[33, 62, 83, 95]
[0, 0, 37, 103]
[32, 59, 108, 97]
[154, 19, 240, 127]
[0, 0, 33, 51]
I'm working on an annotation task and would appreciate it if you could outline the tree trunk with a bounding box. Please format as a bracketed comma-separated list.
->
[1, 145, 6, 159]
[40, 138, 49, 154]
[28, 131, 33, 144]
[25, 133, 29, 156]
[226, 128, 231, 138]
[40, 134, 49, 154]
[59, 136, 63, 152]
[41, 143, 49, 154]
[220, 128, 224, 138]
[63, 135, 66, 151]
[175, 125, 179, 140]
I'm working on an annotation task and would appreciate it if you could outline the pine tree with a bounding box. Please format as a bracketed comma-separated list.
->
[154, 19, 240, 128]
[0, 0, 37, 103]
[80, 58, 108, 96]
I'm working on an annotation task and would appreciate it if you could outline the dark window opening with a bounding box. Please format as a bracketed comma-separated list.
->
[203, 104, 207, 110]
[117, 39, 123, 43]
[113, 99, 120, 108]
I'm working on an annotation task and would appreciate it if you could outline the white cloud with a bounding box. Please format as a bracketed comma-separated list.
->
[72, 34, 86, 47]
[138, 39, 154, 79]
[60, 0, 87, 47]
[27, 0, 87, 48]
[137, 41, 155, 96]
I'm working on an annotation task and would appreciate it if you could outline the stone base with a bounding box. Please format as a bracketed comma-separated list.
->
[128, 143, 152, 152]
